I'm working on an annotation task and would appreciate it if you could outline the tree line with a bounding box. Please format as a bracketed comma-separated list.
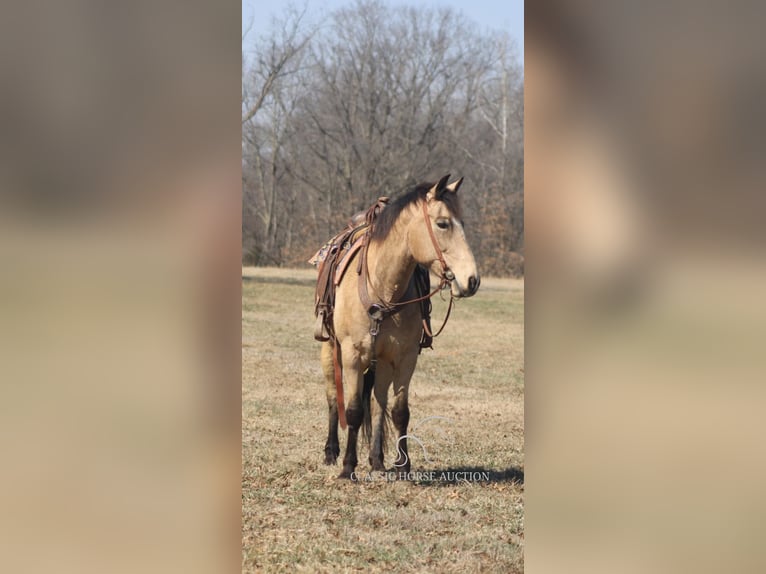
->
[242, 0, 524, 276]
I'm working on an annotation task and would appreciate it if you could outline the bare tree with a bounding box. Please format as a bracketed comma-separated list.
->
[242, 0, 524, 275]
[242, 4, 316, 265]
[242, 4, 313, 125]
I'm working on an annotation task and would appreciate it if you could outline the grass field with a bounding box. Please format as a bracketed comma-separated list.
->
[242, 266, 524, 572]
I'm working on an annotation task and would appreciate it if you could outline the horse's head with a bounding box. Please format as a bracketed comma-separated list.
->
[409, 175, 480, 298]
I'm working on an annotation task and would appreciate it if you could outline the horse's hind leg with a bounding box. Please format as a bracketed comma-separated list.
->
[321, 342, 340, 465]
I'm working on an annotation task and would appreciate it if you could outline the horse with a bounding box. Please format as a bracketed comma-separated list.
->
[319, 174, 480, 479]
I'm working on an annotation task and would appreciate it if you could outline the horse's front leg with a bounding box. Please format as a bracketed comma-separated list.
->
[369, 361, 393, 472]
[391, 351, 417, 477]
[339, 340, 364, 479]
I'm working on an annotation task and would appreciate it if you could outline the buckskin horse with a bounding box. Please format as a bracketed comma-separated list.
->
[313, 175, 480, 479]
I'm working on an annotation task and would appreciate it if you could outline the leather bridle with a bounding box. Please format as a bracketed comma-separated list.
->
[421, 198, 455, 286]
[358, 198, 455, 315]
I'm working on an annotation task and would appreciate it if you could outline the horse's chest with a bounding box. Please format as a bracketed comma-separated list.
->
[371, 314, 420, 361]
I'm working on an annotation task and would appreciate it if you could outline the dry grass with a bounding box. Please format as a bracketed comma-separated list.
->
[242, 266, 524, 572]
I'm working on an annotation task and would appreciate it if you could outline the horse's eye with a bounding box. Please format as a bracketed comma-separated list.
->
[436, 220, 450, 230]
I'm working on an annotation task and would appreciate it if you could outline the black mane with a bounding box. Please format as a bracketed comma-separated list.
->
[369, 181, 462, 242]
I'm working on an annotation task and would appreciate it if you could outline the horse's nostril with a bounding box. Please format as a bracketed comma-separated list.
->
[468, 275, 479, 294]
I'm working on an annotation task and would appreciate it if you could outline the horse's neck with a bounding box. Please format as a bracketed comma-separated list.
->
[367, 219, 416, 304]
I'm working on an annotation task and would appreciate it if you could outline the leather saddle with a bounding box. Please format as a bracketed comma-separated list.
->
[310, 197, 433, 349]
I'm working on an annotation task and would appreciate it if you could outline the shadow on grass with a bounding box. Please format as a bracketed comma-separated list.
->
[410, 465, 524, 487]
[242, 275, 316, 287]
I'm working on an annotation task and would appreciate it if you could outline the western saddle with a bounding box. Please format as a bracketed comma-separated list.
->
[310, 197, 434, 351]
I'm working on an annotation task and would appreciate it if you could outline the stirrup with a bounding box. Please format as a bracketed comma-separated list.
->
[314, 311, 330, 342]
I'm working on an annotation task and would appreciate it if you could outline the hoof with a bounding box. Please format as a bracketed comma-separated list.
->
[324, 444, 340, 465]
[338, 466, 355, 480]
[390, 463, 411, 477]
[324, 450, 338, 465]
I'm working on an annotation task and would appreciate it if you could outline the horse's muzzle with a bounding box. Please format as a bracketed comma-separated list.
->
[453, 274, 480, 298]
[467, 275, 480, 296]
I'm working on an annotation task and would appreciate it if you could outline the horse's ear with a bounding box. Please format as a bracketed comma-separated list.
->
[427, 174, 451, 201]
[445, 177, 464, 194]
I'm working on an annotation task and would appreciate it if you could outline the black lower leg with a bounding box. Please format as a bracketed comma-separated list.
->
[369, 426, 385, 471]
[392, 405, 410, 474]
[339, 406, 363, 479]
[324, 404, 340, 465]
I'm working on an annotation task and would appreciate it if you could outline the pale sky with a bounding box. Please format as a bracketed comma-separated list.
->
[242, 0, 523, 64]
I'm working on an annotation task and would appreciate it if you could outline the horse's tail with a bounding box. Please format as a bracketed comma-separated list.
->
[361, 365, 375, 442]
